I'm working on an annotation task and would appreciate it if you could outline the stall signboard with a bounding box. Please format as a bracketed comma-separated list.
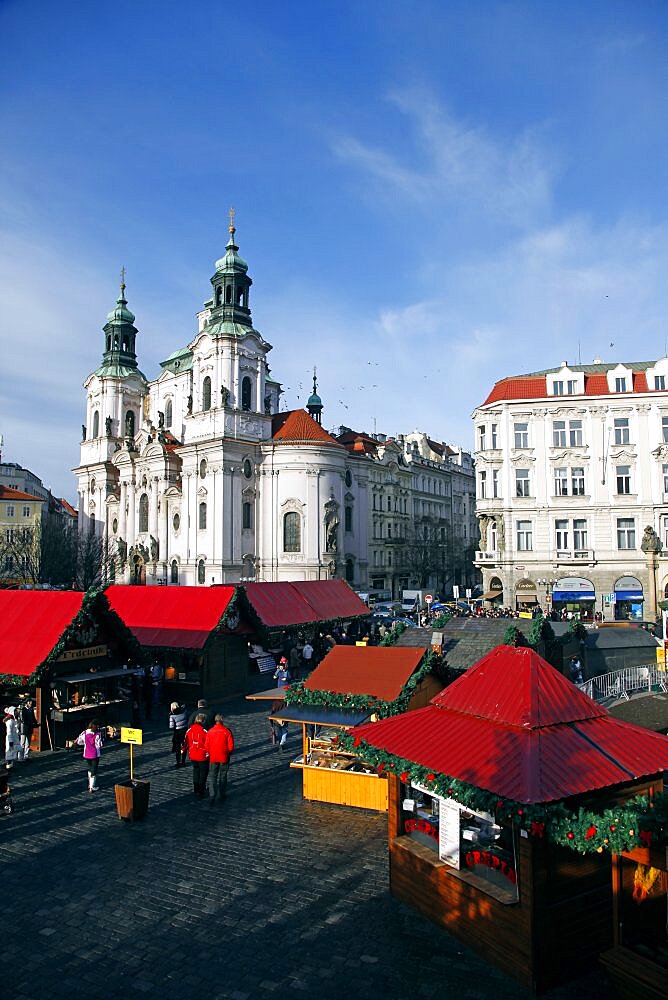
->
[57, 644, 107, 662]
[452, 586, 460, 599]
[439, 798, 462, 869]
[425, 594, 433, 605]
[121, 727, 143, 745]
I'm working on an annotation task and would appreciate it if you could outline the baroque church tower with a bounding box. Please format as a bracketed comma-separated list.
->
[75, 217, 368, 588]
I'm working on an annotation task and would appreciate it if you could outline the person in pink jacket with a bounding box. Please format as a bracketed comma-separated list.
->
[76, 719, 103, 793]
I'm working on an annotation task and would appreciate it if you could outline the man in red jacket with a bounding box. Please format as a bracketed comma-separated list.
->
[184, 713, 209, 798]
[204, 714, 235, 806]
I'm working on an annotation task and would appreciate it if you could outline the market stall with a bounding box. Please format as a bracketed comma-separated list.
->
[270, 645, 444, 812]
[106, 584, 248, 702]
[339, 645, 668, 993]
[0, 589, 144, 750]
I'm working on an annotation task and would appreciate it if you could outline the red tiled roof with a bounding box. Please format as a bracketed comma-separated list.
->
[272, 410, 342, 447]
[0, 591, 85, 676]
[482, 368, 653, 406]
[58, 499, 78, 517]
[106, 585, 235, 648]
[0, 486, 45, 503]
[242, 580, 369, 628]
[304, 646, 425, 701]
[352, 646, 668, 803]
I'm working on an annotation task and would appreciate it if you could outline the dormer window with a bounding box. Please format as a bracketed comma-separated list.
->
[552, 380, 564, 396]
[566, 380, 577, 394]
[655, 375, 666, 390]
[615, 377, 627, 393]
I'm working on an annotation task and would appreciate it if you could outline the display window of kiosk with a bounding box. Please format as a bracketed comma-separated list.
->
[401, 780, 519, 903]
[292, 727, 380, 777]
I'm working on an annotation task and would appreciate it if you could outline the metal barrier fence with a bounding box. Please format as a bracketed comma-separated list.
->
[577, 664, 668, 704]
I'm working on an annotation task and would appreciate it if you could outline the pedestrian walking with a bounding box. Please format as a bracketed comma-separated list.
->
[204, 714, 234, 806]
[76, 719, 103, 793]
[184, 713, 209, 798]
[151, 660, 164, 705]
[273, 658, 290, 688]
[3, 707, 20, 766]
[19, 698, 37, 760]
[168, 701, 188, 767]
[301, 640, 314, 672]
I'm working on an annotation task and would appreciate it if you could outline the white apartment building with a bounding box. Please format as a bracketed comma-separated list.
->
[473, 358, 668, 621]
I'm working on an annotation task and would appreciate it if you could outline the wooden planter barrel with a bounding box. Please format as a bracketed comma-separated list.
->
[114, 780, 150, 821]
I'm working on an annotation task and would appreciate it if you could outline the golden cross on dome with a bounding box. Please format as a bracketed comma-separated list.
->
[229, 206, 236, 233]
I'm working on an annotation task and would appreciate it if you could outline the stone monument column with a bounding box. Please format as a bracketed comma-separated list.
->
[641, 525, 662, 621]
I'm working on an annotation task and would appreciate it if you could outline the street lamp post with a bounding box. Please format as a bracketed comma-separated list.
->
[537, 578, 556, 617]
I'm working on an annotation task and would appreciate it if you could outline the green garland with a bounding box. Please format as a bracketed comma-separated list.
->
[334, 733, 667, 855]
[284, 650, 440, 720]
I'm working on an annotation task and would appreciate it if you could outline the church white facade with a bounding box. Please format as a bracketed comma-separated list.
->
[75, 222, 369, 587]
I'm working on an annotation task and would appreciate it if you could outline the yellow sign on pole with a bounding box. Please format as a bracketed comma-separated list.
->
[121, 727, 143, 745]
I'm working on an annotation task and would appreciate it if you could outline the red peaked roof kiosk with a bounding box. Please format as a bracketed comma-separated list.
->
[0, 590, 145, 750]
[346, 645, 668, 993]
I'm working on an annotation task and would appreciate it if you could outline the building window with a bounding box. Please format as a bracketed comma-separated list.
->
[243, 458, 253, 479]
[345, 505, 353, 532]
[569, 420, 583, 447]
[345, 558, 354, 583]
[387, 496, 392, 512]
[92, 411, 99, 438]
[165, 399, 173, 427]
[171, 560, 179, 584]
[573, 519, 587, 552]
[125, 410, 135, 437]
[554, 468, 568, 496]
[571, 467, 585, 495]
[555, 519, 569, 551]
[199, 502, 207, 530]
[615, 377, 627, 393]
[202, 377, 211, 411]
[553, 421, 566, 447]
[614, 417, 630, 445]
[617, 518, 635, 550]
[22, 506, 31, 518]
[172, 513, 180, 532]
[479, 471, 487, 499]
[655, 375, 666, 390]
[515, 469, 530, 497]
[478, 426, 486, 450]
[663, 464, 668, 494]
[197, 559, 206, 584]
[241, 376, 252, 412]
[552, 380, 564, 396]
[242, 502, 252, 530]
[517, 520, 533, 551]
[567, 380, 577, 394]
[616, 465, 631, 495]
[514, 422, 528, 448]
[491, 424, 498, 449]
[199, 459, 207, 479]
[492, 469, 500, 498]
[283, 511, 300, 552]
[662, 417, 668, 443]
[5, 505, 15, 518]
[139, 493, 149, 533]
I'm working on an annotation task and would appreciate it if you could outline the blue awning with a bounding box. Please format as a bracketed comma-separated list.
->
[552, 591, 595, 601]
[268, 706, 370, 727]
[614, 590, 644, 601]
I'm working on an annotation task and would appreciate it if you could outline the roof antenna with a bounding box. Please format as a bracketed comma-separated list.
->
[577, 339, 581, 365]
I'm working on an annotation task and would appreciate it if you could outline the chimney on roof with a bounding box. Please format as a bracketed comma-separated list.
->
[593, 357, 602, 364]
[560, 360, 568, 367]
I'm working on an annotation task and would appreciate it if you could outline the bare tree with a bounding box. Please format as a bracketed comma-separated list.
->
[74, 528, 108, 590]
[0, 524, 42, 586]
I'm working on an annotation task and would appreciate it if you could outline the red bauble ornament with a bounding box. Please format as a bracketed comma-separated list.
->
[567, 831, 575, 840]
[400, 771, 409, 782]
[584, 825, 597, 840]
[609, 824, 616, 832]
[427, 773, 435, 781]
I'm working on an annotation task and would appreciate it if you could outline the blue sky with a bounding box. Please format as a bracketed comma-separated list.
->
[2, 0, 668, 501]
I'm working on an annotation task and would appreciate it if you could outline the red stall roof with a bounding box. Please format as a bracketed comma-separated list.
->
[352, 645, 668, 804]
[106, 585, 235, 649]
[304, 646, 426, 702]
[0, 591, 85, 676]
[242, 580, 368, 628]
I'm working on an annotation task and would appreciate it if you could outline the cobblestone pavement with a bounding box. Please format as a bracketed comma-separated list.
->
[1, 698, 610, 1000]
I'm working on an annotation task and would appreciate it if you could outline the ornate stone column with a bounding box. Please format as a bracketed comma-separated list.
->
[641, 525, 662, 621]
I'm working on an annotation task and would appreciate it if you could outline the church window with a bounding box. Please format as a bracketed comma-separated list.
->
[125, 410, 135, 437]
[199, 459, 207, 479]
[243, 458, 253, 479]
[165, 399, 172, 428]
[112, 518, 118, 534]
[197, 559, 206, 584]
[215, 286, 222, 307]
[345, 558, 354, 583]
[345, 469, 352, 488]
[139, 493, 149, 533]
[106, 335, 111, 351]
[92, 411, 99, 438]
[170, 560, 179, 584]
[172, 513, 180, 531]
[202, 377, 211, 411]
[345, 505, 353, 532]
[283, 511, 300, 552]
[241, 377, 252, 411]
[237, 287, 243, 305]
[90, 478, 96, 493]
[242, 502, 252, 529]
[226, 285, 232, 304]
[199, 502, 207, 530]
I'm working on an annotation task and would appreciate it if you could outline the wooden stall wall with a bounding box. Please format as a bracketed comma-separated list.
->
[204, 634, 248, 700]
[303, 767, 388, 811]
[406, 674, 444, 711]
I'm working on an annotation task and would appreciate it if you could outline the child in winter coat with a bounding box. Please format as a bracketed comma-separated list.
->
[76, 720, 103, 793]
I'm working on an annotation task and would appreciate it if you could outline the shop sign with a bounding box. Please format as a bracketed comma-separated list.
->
[120, 727, 143, 745]
[57, 644, 107, 662]
[516, 578, 537, 591]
